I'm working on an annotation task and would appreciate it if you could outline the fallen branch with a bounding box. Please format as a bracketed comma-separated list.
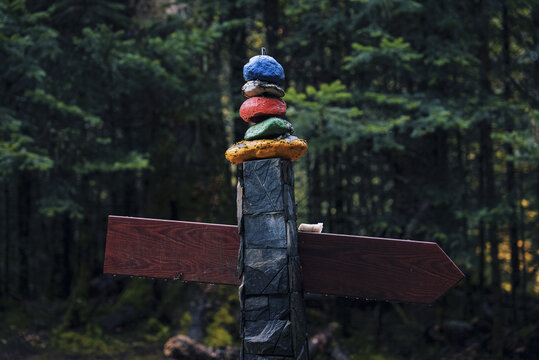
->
[164, 323, 348, 360]
[163, 335, 238, 360]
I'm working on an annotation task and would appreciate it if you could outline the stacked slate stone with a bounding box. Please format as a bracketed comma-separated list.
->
[237, 159, 309, 360]
[225, 53, 307, 165]
[230, 52, 310, 360]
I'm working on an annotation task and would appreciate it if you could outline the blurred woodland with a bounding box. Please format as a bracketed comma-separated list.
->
[1, 0, 539, 359]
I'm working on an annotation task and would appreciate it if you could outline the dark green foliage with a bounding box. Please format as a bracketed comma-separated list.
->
[0, 0, 233, 300]
[1, 0, 539, 359]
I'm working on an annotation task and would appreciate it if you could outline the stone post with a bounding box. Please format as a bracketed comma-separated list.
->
[237, 158, 309, 360]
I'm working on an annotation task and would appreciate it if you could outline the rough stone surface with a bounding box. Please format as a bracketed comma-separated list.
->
[237, 181, 244, 230]
[244, 320, 292, 356]
[239, 159, 309, 359]
[243, 55, 285, 85]
[245, 296, 269, 321]
[281, 160, 294, 186]
[273, 321, 293, 356]
[225, 137, 308, 165]
[295, 342, 309, 360]
[242, 80, 285, 98]
[288, 256, 303, 292]
[286, 221, 298, 257]
[239, 97, 287, 124]
[245, 118, 293, 141]
[238, 235, 245, 277]
[244, 249, 288, 295]
[239, 283, 245, 334]
[237, 169, 245, 283]
[284, 185, 295, 221]
[243, 159, 284, 214]
[290, 292, 308, 357]
[244, 214, 286, 249]
[239, 284, 244, 309]
[269, 295, 290, 320]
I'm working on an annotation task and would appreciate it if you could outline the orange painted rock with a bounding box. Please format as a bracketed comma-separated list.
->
[225, 136, 308, 164]
[239, 97, 286, 123]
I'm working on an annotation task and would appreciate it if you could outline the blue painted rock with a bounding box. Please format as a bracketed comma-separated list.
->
[239, 97, 287, 123]
[244, 118, 293, 140]
[243, 55, 285, 85]
[242, 80, 285, 98]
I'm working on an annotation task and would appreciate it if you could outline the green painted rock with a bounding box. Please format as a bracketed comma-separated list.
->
[244, 118, 294, 140]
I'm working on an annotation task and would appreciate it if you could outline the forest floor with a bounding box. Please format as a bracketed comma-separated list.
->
[0, 299, 165, 360]
[1, 288, 538, 360]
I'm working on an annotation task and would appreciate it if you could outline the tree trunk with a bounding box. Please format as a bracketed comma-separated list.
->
[2, 182, 10, 297]
[263, 0, 281, 61]
[518, 173, 528, 321]
[477, 1, 504, 356]
[334, 147, 345, 233]
[324, 147, 334, 230]
[477, 11, 487, 287]
[61, 215, 73, 298]
[17, 173, 30, 297]
[501, 0, 519, 324]
[61, 221, 91, 329]
[227, 2, 248, 144]
[308, 151, 322, 222]
[483, 120, 504, 359]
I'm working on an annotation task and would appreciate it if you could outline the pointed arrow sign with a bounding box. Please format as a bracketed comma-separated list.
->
[104, 216, 464, 304]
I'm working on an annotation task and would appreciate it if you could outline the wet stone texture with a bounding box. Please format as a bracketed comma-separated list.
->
[245, 296, 269, 321]
[243, 159, 284, 215]
[269, 295, 290, 320]
[244, 249, 288, 295]
[286, 220, 298, 257]
[290, 292, 309, 359]
[243, 55, 285, 85]
[244, 320, 292, 356]
[283, 184, 295, 221]
[244, 214, 287, 249]
[288, 256, 303, 293]
[244, 117, 293, 141]
[238, 158, 309, 359]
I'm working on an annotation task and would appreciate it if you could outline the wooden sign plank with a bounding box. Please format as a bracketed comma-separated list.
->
[104, 216, 464, 303]
[298, 232, 464, 304]
[104, 216, 240, 285]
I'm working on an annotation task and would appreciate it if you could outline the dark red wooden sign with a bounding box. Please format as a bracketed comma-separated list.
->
[104, 216, 239, 285]
[104, 216, 464, 304]
[298, 232, 463, 303]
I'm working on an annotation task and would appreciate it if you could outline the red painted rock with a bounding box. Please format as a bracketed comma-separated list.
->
[239, 97, 287, 123]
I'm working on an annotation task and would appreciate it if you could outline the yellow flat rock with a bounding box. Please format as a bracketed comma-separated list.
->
[225, 137, 308, 164]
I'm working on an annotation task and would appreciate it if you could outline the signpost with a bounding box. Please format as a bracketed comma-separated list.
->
[104, 50, 463, 359]
[105, 214, 463, 304]
[104, 160, 464, 359]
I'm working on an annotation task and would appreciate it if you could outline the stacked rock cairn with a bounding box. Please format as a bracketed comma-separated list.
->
[227, 50, 310, 359]
[225, 49, 308, 164]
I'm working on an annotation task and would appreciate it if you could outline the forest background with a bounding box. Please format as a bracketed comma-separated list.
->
[1, 0, 538, 359]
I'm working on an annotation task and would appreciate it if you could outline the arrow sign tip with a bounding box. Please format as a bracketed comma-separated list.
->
[298, 232, 465, 304]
